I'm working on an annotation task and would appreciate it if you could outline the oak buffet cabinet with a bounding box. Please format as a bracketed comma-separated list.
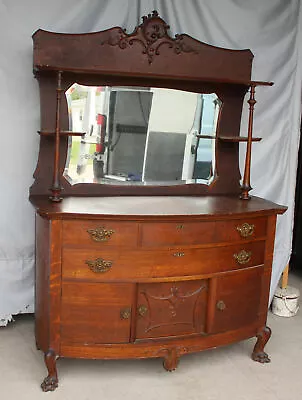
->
[30, 11, 286, 392]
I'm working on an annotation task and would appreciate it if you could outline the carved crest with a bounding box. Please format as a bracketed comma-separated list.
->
[100, 10, 198, 64]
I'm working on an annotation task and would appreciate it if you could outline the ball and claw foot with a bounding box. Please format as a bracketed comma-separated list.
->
[251, 351, 270, 364]
[41, 376, 58, 392]
[252, 326, 271, 364]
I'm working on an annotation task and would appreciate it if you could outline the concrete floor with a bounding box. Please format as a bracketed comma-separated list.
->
[1, 272, 302, 400]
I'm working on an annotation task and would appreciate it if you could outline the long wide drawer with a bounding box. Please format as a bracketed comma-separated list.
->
[62, 241, 266, 281]
[140, 217, 267, 247]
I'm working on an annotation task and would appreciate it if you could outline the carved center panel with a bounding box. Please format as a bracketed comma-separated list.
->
[136, 280, 208, 340]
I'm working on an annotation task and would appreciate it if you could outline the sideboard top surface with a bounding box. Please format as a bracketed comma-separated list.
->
[30, 195, 286, 220]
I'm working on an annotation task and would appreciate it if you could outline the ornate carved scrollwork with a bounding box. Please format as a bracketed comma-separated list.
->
[85, 258, 113, 273]
[100, 10, 198, 64]
[87, 226, 115, 242]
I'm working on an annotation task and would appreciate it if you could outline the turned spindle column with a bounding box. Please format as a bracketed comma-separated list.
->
[50, 70, 63, 202]
[240, 84, 256, 200]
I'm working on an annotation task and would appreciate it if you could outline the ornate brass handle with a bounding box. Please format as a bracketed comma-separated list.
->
[120, 307, 131, 320]
[176, 224, 184, 230]
[85, 258, 113, 273]
[233, 250, 252, 265]
[173, 252, 185, 257]
[137, 304, 148, 317]
[87, 227, 115, 242]
[236, 223, 254, 238]
[216, 300, 226, 311]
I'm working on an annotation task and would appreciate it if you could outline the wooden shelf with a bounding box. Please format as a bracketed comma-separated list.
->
[219, 136, 262, 142]
[196, 135, 262, 142]
[196, 135, 217, 139]
[38, 130, 85, 137]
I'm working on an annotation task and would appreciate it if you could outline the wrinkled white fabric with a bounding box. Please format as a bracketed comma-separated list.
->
[0, 0, 301, 324]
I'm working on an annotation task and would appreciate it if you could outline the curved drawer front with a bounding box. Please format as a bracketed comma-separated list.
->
[140, 217, 267, 248]
[62, 241, 265, 281]
[140, 221, 216, 247]
[63, 220, 139, 248]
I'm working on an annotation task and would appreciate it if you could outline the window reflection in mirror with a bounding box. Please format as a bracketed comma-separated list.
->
[64, 84, 221, 186]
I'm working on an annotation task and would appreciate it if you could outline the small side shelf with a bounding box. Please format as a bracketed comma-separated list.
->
[219, 136, 262, 142]
[38, 130, 84, 137]
[196, 135, 262, 142]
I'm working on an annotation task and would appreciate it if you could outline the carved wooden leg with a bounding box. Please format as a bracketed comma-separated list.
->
[163, 348, 179, 372]
[252, 326, 271, 364]
[41, 350, 58, 392]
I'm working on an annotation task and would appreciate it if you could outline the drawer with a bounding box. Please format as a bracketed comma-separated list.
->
[215, 217, 267, 242]
[140, 217, 267, 248]
[62, 241, 265, 281]
[63, 220, 138, 248]
[140, 221, 216, 247]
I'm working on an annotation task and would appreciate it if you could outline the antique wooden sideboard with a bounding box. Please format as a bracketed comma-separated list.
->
[30, 11, 286, 392]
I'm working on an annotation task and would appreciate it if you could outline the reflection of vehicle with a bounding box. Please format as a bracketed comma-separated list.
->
[65, 84, 221, 185]
[93, 113, 107, 179]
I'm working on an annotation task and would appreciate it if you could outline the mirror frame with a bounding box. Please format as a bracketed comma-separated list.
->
[30, 10, 254, 198]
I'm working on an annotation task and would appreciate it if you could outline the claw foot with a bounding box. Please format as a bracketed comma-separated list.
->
[252, 326, 271, 364]
[41, 376, 58, 392]
[252, 351, 270, 364]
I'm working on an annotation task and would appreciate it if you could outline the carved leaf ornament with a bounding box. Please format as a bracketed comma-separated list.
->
[100, 10, 198, 64]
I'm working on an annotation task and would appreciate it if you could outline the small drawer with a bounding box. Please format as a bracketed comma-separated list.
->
[63, 220, 138, 248]
[215, 217, 267, 242]
[140, 221, 216, 247]
[62, 241, 265, 281]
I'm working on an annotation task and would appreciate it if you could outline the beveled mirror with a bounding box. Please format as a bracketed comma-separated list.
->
[64, 84, 221, 186]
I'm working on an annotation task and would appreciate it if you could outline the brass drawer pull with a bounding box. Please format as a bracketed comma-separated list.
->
[87, 227, 115, 242]
[120, 307, 131, 320]
[236, 223, 254, 238]
[176, 224, 184, 230]
[137, 304, 148, 317]
[173, 252, 185, 257]
[216, 300, 226, 311]
[85, 258, 113, 273]
[233, 250, 252, 265]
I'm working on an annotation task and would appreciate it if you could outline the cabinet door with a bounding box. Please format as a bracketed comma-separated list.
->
[211, 267, 262, 333]
[61, 282, 133, 344]
[136, 280, 208, 340]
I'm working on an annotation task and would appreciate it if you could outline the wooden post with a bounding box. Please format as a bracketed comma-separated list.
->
[281, 264, 289, 289]
[50, 71, 63, 202]
[240, 84, 256, 200]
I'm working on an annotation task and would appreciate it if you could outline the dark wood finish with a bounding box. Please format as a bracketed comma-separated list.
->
[30, 11, 274, 198]
[241, 85, 256, 200]
[41, 350, 58, 392]
[251, 326, 272, 363]
[63, 220, 139, 248]
[50, 71, 63, 202]
[135, 280, 207, 339]
[61, 282, 133, 344]
[38, 130, 84, 137]
[62, 241, 266, 281]
[220, 136, 261, 142]
[30, 11, 286, 392]
[33, 10, 253, 83]
[210, 267, 262, 333]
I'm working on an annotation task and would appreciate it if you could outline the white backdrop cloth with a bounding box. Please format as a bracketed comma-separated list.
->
[0, 0, 301, 325]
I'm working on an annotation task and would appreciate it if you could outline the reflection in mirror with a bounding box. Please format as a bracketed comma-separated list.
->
[64, 84, 221, 186]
